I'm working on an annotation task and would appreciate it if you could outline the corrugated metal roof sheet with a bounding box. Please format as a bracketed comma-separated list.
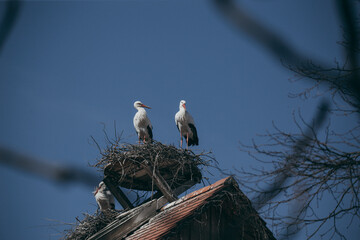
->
[125, 177, 233, 240]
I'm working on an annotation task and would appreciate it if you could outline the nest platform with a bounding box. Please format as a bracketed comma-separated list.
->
[104, 154, 202, 191]
[94, 142, 208, 209]
[98, 142, 202, 191]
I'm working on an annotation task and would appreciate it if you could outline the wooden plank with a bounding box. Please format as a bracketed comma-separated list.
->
[173, 179, 197, 196]
[103, 176, 134, 210]
[142, 160, 178, 203]
[89, 197, 168, 240]
[141, 179, 197, 205]
[89, 180, 198, 240]
[211, 205, 220, 240]
[141, 191, 164, 204]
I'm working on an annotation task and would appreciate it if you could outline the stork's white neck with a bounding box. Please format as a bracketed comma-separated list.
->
[179, 106, 186, 111]
[136, 107, 146, 112]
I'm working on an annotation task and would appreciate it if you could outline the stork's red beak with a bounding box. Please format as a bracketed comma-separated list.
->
[182, 104, 186, 110]
[94, 187, 99, 196]
[141, 104, 151, 109]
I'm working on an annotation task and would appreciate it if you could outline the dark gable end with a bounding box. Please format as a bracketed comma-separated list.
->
[124, 177, 276, 240]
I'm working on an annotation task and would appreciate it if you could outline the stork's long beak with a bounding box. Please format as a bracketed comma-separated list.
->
[93, 187, 99, 195]
[182, 104, 186, 110]
[141, 104, 151, 109]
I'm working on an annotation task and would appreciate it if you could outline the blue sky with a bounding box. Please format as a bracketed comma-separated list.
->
[0, 1, 358, 239]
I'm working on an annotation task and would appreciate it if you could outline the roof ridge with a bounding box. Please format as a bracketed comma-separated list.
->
[161, 176, 234, 211]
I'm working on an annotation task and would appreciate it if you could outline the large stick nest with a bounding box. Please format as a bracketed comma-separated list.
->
[93, 141, 214, 191]
[62, 210, 121, 240]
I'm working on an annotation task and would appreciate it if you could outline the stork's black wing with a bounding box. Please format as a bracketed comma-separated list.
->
[147, 125, 153, 140]
[188, 123, 199, 146]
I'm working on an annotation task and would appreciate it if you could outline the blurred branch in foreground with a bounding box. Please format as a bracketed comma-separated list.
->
[213, 0, 360, 238]
[214, 0, 360, 112]
[213, 0, 325, 69]
[0, 146, 101, 188]
[336, 0, 360, 102]
[0, 0, 21, 54]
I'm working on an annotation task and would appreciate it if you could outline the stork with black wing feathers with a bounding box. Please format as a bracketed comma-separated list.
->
[133, 100, 153, 144]
[175, 100, 199, 149]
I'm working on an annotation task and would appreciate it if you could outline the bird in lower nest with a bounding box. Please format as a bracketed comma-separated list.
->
[93, 181, 115, 211]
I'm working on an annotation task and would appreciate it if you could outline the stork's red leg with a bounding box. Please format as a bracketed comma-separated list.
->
[180, 131, 183, 148]
[186, 133, 189, 150]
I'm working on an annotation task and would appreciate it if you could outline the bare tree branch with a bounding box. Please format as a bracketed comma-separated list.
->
[251, 100, 330, 211]
[238, 113, 360, 239]
[213, 0, 360, 238]
[0, 146, 101, 188]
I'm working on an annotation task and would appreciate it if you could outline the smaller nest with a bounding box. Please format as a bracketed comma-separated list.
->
[63, 209, 122, 240]
[94, 141, 214, 191]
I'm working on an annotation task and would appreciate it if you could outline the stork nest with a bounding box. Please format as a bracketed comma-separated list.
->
[93, 141, 215, 191]
[63, 209, 122, 240]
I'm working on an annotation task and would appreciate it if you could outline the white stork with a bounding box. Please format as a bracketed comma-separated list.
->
[93, 181, 115, 211]
[133, 100, 153, 144]
[175, 100, 199, 148]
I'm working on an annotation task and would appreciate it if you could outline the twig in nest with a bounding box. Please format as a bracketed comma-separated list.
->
[62, 209, 122, 240]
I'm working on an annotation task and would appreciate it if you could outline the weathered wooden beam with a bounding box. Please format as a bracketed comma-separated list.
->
[173, 179, 198, 196]
[89, 180, 200, 240]
[142, 160, 177, 203]
[141, 191, 164, 204]
[88, 196, 168, 240]
[141, 179, 198, 205]
[103, 176, 134, 210]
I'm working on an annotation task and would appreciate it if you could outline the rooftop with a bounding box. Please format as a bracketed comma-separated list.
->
[90, 176, 276, 240]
